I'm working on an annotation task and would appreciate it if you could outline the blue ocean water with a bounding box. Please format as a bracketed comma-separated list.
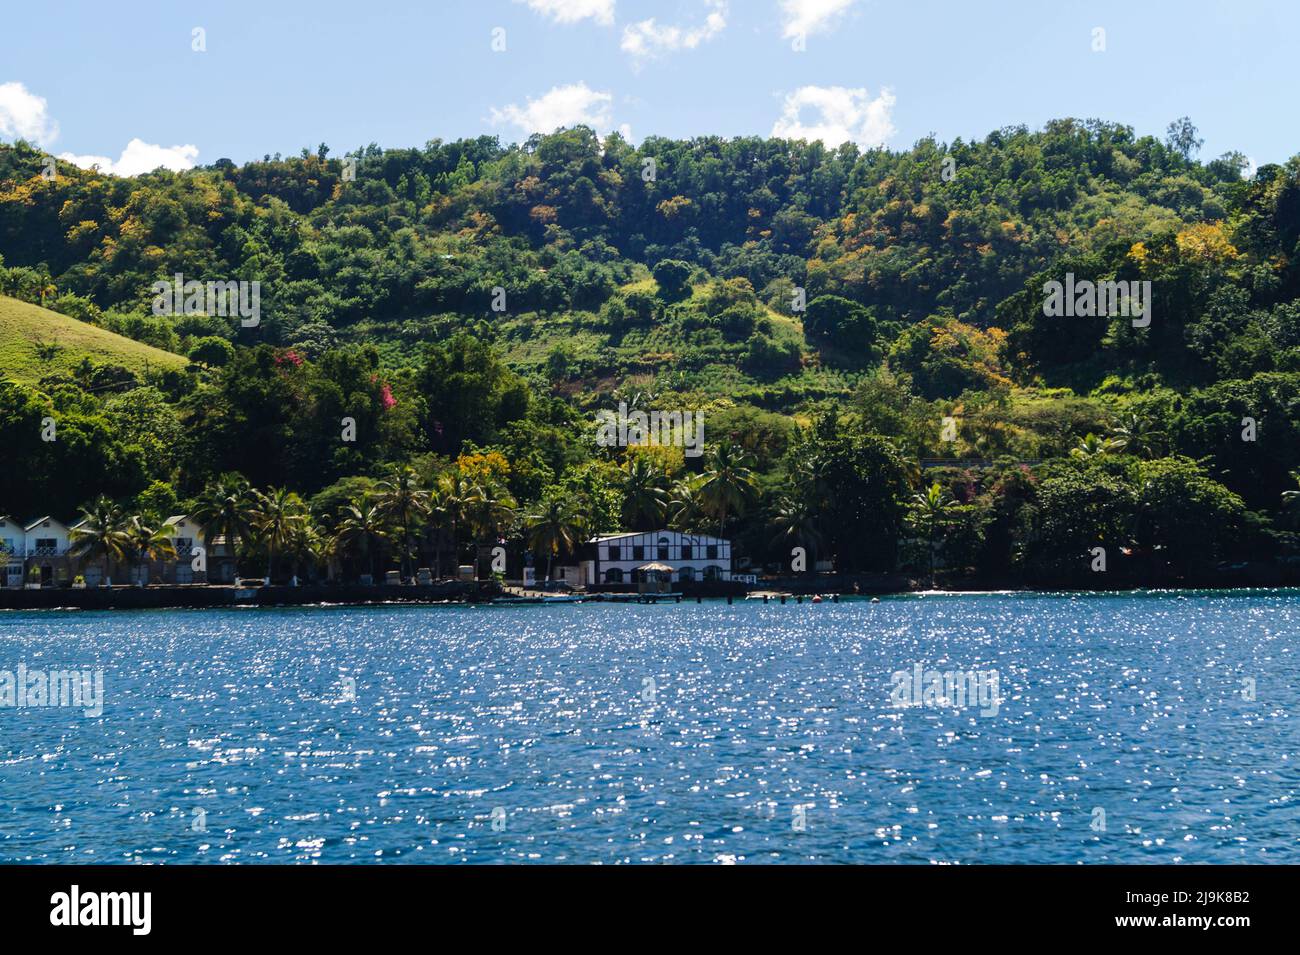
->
[0, 592, 1295, 864]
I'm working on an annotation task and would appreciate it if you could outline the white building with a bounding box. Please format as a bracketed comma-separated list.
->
[581, 530, 732, 587]
[0, 513, 213, 588]
[0, 516, 74, 587]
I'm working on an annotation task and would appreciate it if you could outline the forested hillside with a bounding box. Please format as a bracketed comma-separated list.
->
[3, 118, 1300, 587]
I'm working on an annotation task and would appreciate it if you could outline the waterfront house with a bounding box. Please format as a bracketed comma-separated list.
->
[0, 513, 233, 588]
[0, 516, 23, 588]
[19, 516, 75, 587]
[580, 530, 732, 587]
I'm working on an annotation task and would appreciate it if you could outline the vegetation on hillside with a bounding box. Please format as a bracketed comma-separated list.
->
[2, 116, 1299, 587]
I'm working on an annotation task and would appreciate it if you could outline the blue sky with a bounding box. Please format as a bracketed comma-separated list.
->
[0, 0, 1294, 175]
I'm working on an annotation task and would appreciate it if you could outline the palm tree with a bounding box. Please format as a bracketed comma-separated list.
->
[526, 496, 584, 582]
[249, 487, 308, 583]
[620, 455, 669, 529]
[771, 495, 823, 574]
[1107, 412, 1164, 458]
[907, 482, 959, 586]
[699, 440, 757, 538]
[123, 515, 177, 586]
[1070, 432, 1112, 460]
[191, 476, 257, 573]
[334, 498, 388, 582]
[69, 496, 131, 585]
[437, 472, 475, 577]
[465, 481, 516, 549]
[373, 467, 429, 582]
[286, 520, 326, 584]
[667, 475, 709, 532]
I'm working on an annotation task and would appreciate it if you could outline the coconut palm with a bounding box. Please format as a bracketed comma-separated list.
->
[334, 498, 388, 582]
[620, 454, 669, 529]
[907, 482, 959, 586]
[373, 467, 429, 581]
[436, 472, 475, 576]
[249, 487, 308, 583]
[1107, 411, 1164, 458]
[69, 496, 131, 585]
[465, 481, 516, 548]
[191, 475, 257, 569]
[770, 495, 823, 574]
[667, 475, 710, 532]
[698, 440, 757, 538]
[526, 496, 585, 582]
[1070, 432, 1112, 460]
[123, 515, 178, 586]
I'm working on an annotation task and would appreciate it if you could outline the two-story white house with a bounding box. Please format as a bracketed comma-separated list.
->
[580, 530, 732, 587]
[0, 516, 24, 588]
[0, 516, 76, 587]
[1, 513, 216, 588]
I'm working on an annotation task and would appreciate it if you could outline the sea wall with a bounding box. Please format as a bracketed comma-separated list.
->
[0, 581, 494, 611]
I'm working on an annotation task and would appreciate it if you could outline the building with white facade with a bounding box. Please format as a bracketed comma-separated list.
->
[0, 513, 214, 587]
[580, 530, 732, 587]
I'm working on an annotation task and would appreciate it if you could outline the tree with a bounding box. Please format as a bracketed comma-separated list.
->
[620, 454, 669, 529]
[188, 336, 235, 367]
[1107, 411, 1164, 458]
[652, 259, 693, 301]
[334, 498, 388, 582]
[69, 496, 131, 585]
[526, 495, 584, 581]
[1165, 117, 1203, 160]
[803, 294, 878, 356]
[191, 475, 257, 570]
[123, 515, 177, 586]
[771, 493, 823, 574]
[250, 487, 308, 583]
[907, 483, 959, 586]
[699, 440, 758, 538]
[373, 467, 428, 582]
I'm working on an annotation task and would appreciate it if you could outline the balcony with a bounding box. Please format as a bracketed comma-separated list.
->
[25, 545, 69, 557]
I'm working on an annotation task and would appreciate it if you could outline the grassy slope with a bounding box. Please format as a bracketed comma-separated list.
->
[0, 295, 188, 383]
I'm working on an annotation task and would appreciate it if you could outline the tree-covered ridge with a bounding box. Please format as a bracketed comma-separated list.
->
[2, 118, 1300, 589]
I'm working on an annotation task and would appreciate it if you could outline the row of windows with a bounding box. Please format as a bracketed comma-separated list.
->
[606, 543, 720, 561]
[604, 566, 726, 583]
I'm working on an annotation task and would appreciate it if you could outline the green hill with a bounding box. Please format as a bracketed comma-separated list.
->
[0, 295, 188, 384]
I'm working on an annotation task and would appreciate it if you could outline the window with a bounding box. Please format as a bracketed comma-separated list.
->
[704, 565, 724, 580]
[707, 544, 718, 559]
[678, 566, 695, 582]
[176, 538, 193, 559]
[604, 568, 624, 583]
[681, 544, 693, 560]
[632, 546, 644, 560]
[658, 537, 670, 561]
[608, 545, 621, 561]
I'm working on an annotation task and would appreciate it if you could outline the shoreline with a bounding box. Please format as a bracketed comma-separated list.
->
[4, 578, 1300, 613]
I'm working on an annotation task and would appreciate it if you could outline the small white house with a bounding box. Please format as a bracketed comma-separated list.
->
[163, 515, 207, 584]
[20, 516, 74, 587]
[0, 516, 23, 588]
[581, 530, 732, 586]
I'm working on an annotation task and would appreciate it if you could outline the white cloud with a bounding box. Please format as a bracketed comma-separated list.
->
[779, 0, 857, 39]
[59, 138, 200, 177]
[515, 0, 615, 25]
[0, 81, 59, 147]
[621, 1, 727, 61]
[490, 82, 616, 137]
[772, 85, 896, 149]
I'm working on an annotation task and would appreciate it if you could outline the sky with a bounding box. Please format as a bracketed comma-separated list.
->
[0, 0, 1295, 176]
